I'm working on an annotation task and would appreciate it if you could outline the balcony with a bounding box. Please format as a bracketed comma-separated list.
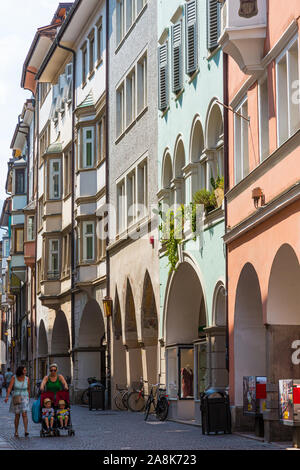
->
[24, 241, 35, 268]
[40, 275, 61, 310]
[219, 0, 267, 74]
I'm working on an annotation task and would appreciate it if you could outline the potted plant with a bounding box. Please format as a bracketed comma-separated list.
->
[210, 176, 224, 208]
[193, 189, 217, 215]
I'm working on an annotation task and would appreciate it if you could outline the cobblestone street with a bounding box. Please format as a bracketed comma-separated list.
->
[0, 396, 288, 451]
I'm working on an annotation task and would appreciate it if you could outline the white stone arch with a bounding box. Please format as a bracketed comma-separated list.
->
[38, 319, 48, 357]
[189, 115, 206, 197]
[161, 148, 173, 189]
[212, 280, 226, 327]
[205, 99, 224, 185]
[162, 251, 209, 343]
[173, 135, 186, 206]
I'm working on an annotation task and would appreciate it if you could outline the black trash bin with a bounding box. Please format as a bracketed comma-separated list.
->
[200, 388, 231, 435]
[88, 383, 105, 411]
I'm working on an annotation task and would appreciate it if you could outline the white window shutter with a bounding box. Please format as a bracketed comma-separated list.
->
[171, 22, 183, 94]
[207, 0, 221, 51]
[185, 0, 198, 75]
[158, 44, 169, 111]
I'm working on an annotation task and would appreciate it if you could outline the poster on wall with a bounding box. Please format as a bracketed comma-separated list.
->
[243, 376, 256, 414]
[279, 379, 300, 424]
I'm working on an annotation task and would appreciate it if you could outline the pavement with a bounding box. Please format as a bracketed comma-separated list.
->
[0, 394, 292, 450]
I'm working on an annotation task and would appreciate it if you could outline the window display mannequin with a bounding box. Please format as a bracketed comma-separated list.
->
[181, 364, 193, 398]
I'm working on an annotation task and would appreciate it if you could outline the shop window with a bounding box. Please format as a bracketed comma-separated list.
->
[167, 346, 195, 400]
[196, 341, 209, 399]
[166, 348, 178, 399]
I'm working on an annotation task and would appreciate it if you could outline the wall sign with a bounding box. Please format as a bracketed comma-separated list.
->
[239, 0, 258, 19]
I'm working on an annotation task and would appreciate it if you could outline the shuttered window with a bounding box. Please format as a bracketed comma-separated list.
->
[171, 21, 183, 94]
[185, 0, 198, 75]
[207, 0, 221, 51]
[158, 43, 169, 111]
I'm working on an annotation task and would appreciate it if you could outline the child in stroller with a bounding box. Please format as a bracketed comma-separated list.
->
[39, 390, 75, 437]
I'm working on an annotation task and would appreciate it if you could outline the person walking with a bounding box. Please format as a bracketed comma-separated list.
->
[5, 366, 30, 437]
[0, 371, 4, 398]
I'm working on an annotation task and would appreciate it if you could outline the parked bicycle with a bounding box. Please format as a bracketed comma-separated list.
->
[114, 384, 128, 411]
[127, 379, 146, 412]
[81, 377, 102, 405]
[144, 382, 169, 421]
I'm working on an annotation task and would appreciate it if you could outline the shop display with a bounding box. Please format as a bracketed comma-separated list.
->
[279, 379, 300, 425]
[243, 376, 267, 415]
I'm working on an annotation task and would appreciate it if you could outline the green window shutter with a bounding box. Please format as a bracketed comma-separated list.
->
[185, 0, 198, 75]
[171, 21, 183, 94]
[158, 44, 169, 111]
[207, 0, 221, 51]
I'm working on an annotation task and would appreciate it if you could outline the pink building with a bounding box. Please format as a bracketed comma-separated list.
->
[219, 0, 300, 441]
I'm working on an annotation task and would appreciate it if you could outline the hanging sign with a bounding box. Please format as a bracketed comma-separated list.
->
[239, 0, 258, 19]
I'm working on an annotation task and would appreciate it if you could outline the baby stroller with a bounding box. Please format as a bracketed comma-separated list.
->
[40, 390, 75, 437]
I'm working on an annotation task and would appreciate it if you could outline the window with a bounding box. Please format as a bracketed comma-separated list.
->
[258, 76, 269, 161]
[167, 348, 178, 399]
[137, 54, 147, 114]
[88, 29, 95, 75]
[40, 83, 50, 106]
[82, 127, 95, 168]
[127, 170, 136, 226]
[126, 0, 134, 31]
[185, 0, 198, 75]
[116, 84, 125, 137]
[15, 169, 25, 194]
[15, 228, 24, 253]
[64, 149, 72, 196]
[137, 160, 148, 218]
[276, 37, 300, 146]
[83, 222, 95, 261]
[136, 0, 146, 15]
[98, 116, 106, 163]
[158, 43, 169, 111]
[49, 159, 61, 200]
[117, 0, 125, 44]
[40, 123, 50, 158]
[126, 69, 136, 126]
[81, 42, 88, 86]
[234, 98, 249, 184]
[62, 234, 70, 277]
[196, 341, 209, 398]
[38, 198, 44, 231]
[27, 216, 35, 242]
[96, 17, 103, 64]
[37, 259, 42, 292]
[48, 239, 60, 279]
[117, 180, 126, 233]
[3, 239, 9, 258]
[171, 21, 183, 94]
[207, 0, 221, 51]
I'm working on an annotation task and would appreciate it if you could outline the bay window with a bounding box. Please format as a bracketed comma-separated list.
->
[48, 239, 60, 279]
[14, 227, 24, 253]
[83, 221, 95, 262]
[49, 159, 61, 200]
[15, 169, 25, 195]
[83, 127, 95, 168]
[27, 216, 35, 242]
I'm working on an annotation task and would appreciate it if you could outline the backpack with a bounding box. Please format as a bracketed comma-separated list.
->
[32, 396, 41, 423]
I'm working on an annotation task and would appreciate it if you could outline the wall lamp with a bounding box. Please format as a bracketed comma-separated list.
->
[252, 187, 265, 209]
[103, 296, 113, 318]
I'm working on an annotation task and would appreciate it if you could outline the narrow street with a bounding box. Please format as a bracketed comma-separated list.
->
[0, 397, 286, 451]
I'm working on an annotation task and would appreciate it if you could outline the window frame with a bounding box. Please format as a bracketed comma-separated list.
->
[26, 215, 35, 242]
[82, 126, 95, 169]
[82, 221, 95, 262]
[15, 168, 25, 195]
[234, 97, 249, 185]
[88, 28, 95, 77]
[14, 227, 24, 254]
[48, 158, 62, 200]
[81, 41, 88, 87]
[48, 239, 60, 279]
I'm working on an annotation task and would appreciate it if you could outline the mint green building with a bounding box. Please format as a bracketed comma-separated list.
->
[157, 0, 228, 422]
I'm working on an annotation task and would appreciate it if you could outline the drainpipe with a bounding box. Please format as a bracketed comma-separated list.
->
[104, 0, 111, 409]
[56, 40, 76, 369]
[223, 52, 229, 376]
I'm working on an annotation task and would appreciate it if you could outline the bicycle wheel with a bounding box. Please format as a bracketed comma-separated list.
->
[156, 397, 169, 421]
[127, 391, 145, 412]
[144, 396, 152, 421]
[114, 391, 127, 411]
[81, 389, 89, 405]
[122, 391, 128, 410]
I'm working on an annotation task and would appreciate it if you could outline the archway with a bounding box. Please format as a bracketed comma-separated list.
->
[212, 283, 228, 388]
[206, 101, 224, 184]
[234, 264, 266, 406]
[38, 320, 48, 379]
[190, 117, 205, 197]
[164, 260, 208, 420]
[266, 244, 300, 384]
[173, 138, 186, 205]
[112, 289, 127, 391]
[77, 300, 105, 391]
[124, 279, 143, 388]
[162, 151, 173, 208]
[141, 271, 158, 387]
[50, 311, 71, 380]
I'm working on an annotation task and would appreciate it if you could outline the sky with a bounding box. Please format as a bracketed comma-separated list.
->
[0, 0, 63, 209]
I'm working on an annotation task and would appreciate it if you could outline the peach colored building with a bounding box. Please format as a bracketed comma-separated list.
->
[219, 0, 300, 441]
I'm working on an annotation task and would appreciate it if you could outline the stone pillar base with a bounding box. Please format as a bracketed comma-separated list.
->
[264, 420, 293, 442]
[230, 406, 255, 432]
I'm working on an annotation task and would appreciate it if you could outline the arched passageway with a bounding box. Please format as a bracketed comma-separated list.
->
[234, 264, 266, 406]
[124, 280, 143, 388]
[164, 261, 208, 420]
[112, 290, 127, 390]
[77, 300, 106, 391]
[141, 271, 158, 387]
[50, 310, 71, 380]
[38, 320, 48, 379]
